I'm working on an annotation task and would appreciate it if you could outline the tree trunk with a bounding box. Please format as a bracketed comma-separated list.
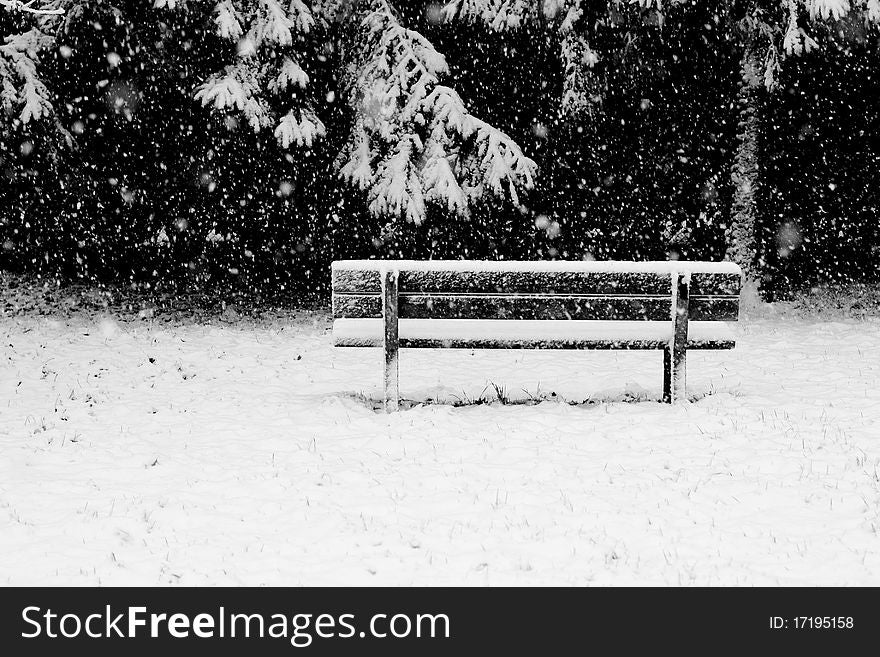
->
[726, 43, 762, 281]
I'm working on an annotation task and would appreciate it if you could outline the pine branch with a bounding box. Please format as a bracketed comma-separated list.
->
[195, 1, 318, 149]
[338, 0, 536, 223]
[0, 0, 64, 14]
[0, 28, 56, 124]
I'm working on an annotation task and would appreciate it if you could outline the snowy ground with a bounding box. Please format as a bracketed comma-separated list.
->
[2, 286, 880, 585]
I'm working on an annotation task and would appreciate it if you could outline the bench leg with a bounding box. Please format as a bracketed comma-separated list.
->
[382, 269, 399, 412]
[663, 347, 672, 403]
[663, 346, 687, 404]
[664, 272, 690, 404]
[384, 343, 399, 411]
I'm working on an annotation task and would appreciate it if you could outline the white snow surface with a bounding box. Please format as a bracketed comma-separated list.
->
[2, 311, 879, 585]
[332, 259, 743, 275]
[333, 318, 736, 346]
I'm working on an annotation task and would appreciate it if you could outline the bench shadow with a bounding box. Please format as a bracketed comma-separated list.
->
[342, 385, 725, 412]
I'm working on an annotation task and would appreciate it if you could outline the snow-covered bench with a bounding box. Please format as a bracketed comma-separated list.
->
[332, 260, 742, 410]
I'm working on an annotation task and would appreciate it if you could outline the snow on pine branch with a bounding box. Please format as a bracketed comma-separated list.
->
[195, 63, 273, 130]
[0, 1, 90, 129]
[805, 0, 851, 20]
[0, 28, 55, 125]
[774, 0, 880, 87]
[0, 0, 63, 14]
[194, 0, 324, 149]
[441, 0, 536, 30]
[440, 0, 590, 31]
[275, 108, 323, 148]
[339, 1, 536, 224]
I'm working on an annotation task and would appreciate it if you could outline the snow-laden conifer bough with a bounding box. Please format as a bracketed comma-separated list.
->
[332, 260, 743, 410]
[0, 0, 63, 14]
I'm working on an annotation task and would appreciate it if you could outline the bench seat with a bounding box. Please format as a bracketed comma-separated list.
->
[333, 318, 736, 350]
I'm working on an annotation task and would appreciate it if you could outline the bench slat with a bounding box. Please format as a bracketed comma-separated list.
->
[401, 270, 673, 295]
[333, 294, 739, 322]
[355, 336, 735, 350]
[400, 295, 670, 321]
[399, 337, 734, 349]
[332, 318, 735, 350]
[691, 274, 741, 296]
[333, 269, 741, 297]
[687, 297, 739, 321]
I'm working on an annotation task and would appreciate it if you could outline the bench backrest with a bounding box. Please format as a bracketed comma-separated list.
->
[332, 261, 741, 323]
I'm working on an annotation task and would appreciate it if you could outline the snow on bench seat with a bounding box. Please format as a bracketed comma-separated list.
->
[333, 318, 737, 350]
[331, 259, 742, 275]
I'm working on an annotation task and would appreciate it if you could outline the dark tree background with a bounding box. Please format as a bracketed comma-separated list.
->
[2, 2, 878, 301]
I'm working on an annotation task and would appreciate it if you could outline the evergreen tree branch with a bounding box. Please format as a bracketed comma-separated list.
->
[0, 0, 63, 14]
[337, 0, 537, 223]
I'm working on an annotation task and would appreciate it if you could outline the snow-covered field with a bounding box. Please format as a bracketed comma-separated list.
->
[2, 295, 880, 585]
